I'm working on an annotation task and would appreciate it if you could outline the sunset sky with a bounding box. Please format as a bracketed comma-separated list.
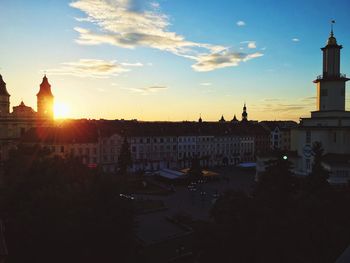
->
[1, 0, 350, 121]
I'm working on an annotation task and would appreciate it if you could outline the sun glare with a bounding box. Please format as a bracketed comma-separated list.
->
[54, 102, 70, 119]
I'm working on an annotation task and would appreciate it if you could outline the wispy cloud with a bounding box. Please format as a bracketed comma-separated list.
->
[236, 20, 246, 26]
[200, 82, 212, 86]
[70, 0, 262, 72]
[253, 96, 316, 120]
[122, 85, 168, 94]
[292, 38, 300, 42]
[262, 98, 282, 102]
[48, 59, 131, 78]
[241, 41, 257, 49]
[192, 51, 263, 72]
[120, 62, 143, 67]
[300, 96, 316, 102]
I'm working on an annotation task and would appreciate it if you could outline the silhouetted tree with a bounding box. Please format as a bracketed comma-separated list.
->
[118, 137, 132, 175]
[254, 154, 297, 208]
[194, 151, 350, 263]
[0, 145, 136, 263]
[188, 155, 203, 179]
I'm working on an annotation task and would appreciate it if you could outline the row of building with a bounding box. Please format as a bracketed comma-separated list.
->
[19, 119, 285, 173]
[0, 73, 298, 172]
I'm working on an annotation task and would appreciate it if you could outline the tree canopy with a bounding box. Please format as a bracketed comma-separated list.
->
[195, 153, 350, 263]
[0, 145, 136, 263]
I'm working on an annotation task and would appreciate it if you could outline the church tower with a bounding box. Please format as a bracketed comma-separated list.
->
[37, 75, 54, 120]
[0, 74, 10, 117]
[242, 103, 248, 122]
[313, 24, 349, 113]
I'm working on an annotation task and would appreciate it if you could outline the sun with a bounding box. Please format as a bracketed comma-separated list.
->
[54, 102, 70, 119]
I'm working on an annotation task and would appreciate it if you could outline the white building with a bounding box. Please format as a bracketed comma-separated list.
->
[291, 27, 350, 185]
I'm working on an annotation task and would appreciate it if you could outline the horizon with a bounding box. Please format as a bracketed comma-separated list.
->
[1, 0, 350, 121]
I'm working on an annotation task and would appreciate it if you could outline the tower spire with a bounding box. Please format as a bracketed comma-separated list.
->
[0, 74, 10, 116]
[37, 75, 54, 120]
[330, 19, 335, 37]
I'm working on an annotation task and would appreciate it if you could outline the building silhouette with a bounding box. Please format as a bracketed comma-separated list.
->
[0, 75, 54, 161]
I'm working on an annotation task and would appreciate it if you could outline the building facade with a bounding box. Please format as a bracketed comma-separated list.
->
[0, 75, 54, 162]
[291, 28, 350, 184]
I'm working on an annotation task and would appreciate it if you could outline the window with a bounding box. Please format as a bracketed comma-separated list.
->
[333, 132, 337, 143]
[60, 146, 64, 153]
[320, 89, 328, 96]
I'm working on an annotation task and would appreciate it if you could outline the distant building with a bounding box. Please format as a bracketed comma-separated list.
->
[260, 121, 297, 150]
[0, 75, 270, 173]
[0, 75, 54, 162]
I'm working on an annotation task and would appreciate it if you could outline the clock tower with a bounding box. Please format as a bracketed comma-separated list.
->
[313, 25, 349, 115]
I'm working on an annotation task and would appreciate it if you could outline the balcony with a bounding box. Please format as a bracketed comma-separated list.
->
[314, 73, 348, 83]
[316, 73, 347, 80]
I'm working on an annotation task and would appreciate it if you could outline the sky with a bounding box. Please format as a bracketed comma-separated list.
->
[0, 0, 350, 121]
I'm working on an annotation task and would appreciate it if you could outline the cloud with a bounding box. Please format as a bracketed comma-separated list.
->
[200, 82, 212, 86]
[300, 96, 316, 102]
[236, 20, 246, 26]
[122, 85, 167, 94]
[192, 51, 263, 72]
[120, 62, 143, 67]
[292, 38, 300, 42]
[241, 41, 257, 49]
[262, 98, 282, 102]
[253, 96, 317, 120]
[48, 59, 130, 78]
[70, 0, 262, 72]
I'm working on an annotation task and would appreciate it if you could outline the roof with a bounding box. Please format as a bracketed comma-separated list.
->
[36, 75, 53, 97]
[157, 169, 185, 180]
[21, 119, 270, 143]
[0, 74, 10, 96]
[96, 120, 270, 137]
[21, 123, 98, 144]
[260, 121, 298, 131]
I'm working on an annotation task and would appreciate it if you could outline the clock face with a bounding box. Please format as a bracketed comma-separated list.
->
[303, 145, 312, 158]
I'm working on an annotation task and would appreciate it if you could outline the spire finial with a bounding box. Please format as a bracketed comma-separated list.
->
[330, 19, 336, 37]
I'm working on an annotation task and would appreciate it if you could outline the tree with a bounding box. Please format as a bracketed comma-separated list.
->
[118, 137, 132, 175]
[302, 141, 331, 195]
[254, 154, 297, 208]
[188, 155, 203, 179]
[310, 141, 329, 180]
[0, 145, 136, 263]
